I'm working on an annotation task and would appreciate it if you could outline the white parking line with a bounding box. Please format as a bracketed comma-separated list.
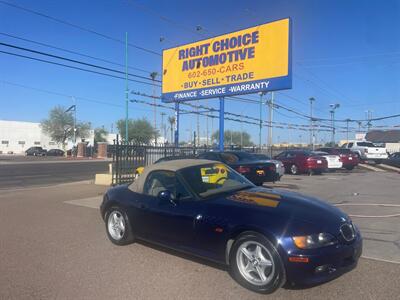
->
[361, 256, 400, 265]
[358, 164, 385, 172]
[64, 196, 102, 209]
[379, 164, 400, 172]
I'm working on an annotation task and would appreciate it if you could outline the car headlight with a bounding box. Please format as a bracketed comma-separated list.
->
[292, 233, 338, 249]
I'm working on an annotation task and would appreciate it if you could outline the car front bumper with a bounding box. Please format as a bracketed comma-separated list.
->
[282, 236, 363, 285]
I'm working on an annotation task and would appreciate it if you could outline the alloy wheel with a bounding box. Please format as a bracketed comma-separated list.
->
[236, 241, 275, 286]
[107, 211, 126, 241]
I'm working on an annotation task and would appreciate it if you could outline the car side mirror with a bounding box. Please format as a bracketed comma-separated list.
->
[157, 190, 177, 206]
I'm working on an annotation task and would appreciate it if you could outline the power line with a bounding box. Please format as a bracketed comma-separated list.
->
[0, 49, 158, 87]
[0, 41, 162, 83]
[0, 79, 155, 113]
[0, 32, 153, 74]
[0, 0, 161, 56]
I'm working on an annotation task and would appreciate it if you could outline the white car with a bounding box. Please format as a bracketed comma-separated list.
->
[342, 141, 388, 163]
[312, 151, 343, 169]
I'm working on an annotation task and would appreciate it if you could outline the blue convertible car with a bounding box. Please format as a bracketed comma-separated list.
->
[100, 159, 362, 293]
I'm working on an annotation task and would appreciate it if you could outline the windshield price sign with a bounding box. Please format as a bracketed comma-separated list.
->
[161, 18, 291, 102]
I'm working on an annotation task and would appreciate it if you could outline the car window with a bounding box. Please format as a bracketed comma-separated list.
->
[348, 142, 354, 147]
[220, 153, 239, 163]
[337, 148, 351, 154]
[357, 142, 375, 147]
[275, 152, 286, 159]
[286, 152, 296, 158]
[143, 170, 190, 200]
[179, 163, 253, 198]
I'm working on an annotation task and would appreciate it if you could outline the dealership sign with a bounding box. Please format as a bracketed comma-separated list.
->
[161, 18, 291, 102]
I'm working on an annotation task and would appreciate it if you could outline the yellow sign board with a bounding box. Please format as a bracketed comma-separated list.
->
[162, 18, 291, 102]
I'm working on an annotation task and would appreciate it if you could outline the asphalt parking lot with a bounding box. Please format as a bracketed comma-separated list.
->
[0, 169, 399, 299]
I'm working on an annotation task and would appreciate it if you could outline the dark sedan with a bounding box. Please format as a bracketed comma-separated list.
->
[384, 152, 400, 168]
[100, 159, 362, 294]
[25, 146, 47, 156]
[46, 149, 65, 156]
[197, 151, 279, 185]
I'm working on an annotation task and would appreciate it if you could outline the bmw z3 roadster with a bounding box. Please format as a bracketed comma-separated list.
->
[100, 159, 362, 294]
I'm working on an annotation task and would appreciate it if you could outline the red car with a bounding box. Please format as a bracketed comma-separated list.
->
[317, 148, 359, 170]
[274, 150, 328, 175]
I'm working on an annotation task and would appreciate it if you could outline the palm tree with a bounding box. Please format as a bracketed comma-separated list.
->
[168, 116, 176, 143]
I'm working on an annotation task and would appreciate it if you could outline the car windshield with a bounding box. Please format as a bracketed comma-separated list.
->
[337, 148, 351, 154]
[226, 152, 265, 161]
[178, 163, 253, 198]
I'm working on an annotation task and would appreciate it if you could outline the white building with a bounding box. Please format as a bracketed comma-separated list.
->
[0, 120, 94, 154]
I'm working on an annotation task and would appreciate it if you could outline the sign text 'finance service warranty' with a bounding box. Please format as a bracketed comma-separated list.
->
[162, 18, 291, 102]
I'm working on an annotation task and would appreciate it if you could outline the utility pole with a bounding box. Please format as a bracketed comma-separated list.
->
[125, 32, 129, 142]
[329, 103, 340, 145]
[258, 92, 265, 150]
[365, 110, 373, 132]
[161, 112, 166, 143]
[309, 97, 315, 150]
[345, 118, 350, 143]
[240, 114, 243, 148]
[205, 99, 209, 146]
[268, 92, 274, 156]
[197, 99, 200, 146]
[150, 72, 158, 144]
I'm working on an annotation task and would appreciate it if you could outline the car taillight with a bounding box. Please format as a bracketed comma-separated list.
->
[236, 166, 251, 174]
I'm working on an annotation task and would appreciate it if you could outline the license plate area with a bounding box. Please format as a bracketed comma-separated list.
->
[256, 170, 265, 176]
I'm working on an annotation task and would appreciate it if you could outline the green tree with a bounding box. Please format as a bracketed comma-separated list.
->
[94, 127, 108, 143]
[41, 106, 90, 148]
[116, 118, 157, 144]
[211, 130, 253, 147]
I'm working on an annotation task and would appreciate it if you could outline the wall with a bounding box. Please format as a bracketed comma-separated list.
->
[0, 120, 95, 154]
[385, 143, 400, 154]
[0, 120, 55, 154]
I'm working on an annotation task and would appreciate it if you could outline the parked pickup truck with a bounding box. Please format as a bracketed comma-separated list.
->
[341, 141, 388, 163]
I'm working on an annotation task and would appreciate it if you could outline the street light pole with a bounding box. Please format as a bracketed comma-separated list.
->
[345, 118, 350, 143]
[329, 103, 340, 145]
[73, 97, 76, 146]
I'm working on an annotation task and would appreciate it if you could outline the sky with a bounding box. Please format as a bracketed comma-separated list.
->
[0, 0, 399, 144]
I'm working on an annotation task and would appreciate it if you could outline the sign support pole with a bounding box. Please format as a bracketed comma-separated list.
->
[219, 97, 225, 151]
[174, 101, 180, 147]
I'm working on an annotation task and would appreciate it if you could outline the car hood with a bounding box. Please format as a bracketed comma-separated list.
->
[223, 187, 348, 228]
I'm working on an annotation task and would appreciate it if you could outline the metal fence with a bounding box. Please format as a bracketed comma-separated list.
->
[112, 139, 210, 185]
[111, 136, 309, 185]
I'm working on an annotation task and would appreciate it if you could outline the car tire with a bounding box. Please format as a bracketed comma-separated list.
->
[229, 232, 286, 294]
[105, 207, 134, 246]
[289, 164, 299, 175]
[345, 165, 354, 170]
